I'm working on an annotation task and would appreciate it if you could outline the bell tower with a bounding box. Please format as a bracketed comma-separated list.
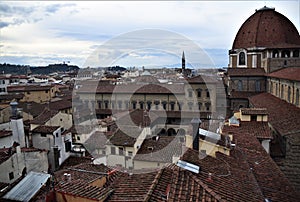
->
[182, 51, 185, 70]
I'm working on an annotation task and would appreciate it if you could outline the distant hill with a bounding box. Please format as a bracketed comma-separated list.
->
[106, 66, 127, 72]
[0, 63, 80, 75]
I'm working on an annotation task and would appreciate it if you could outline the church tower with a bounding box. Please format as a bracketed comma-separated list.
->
[182, 51, 185, 70]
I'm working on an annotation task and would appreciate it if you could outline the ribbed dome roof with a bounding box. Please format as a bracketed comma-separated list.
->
[232, 6, 300, 49]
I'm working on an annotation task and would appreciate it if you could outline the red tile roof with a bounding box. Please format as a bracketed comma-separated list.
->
[0, 130, 12, 138]
[186, 75, 217, 84]
[108, 126, 142, 147]
[230, 91, 262, 99]
[249, 93, 300, 135]
[227, 68, 266, 77]
[47, 100, 72, 111]
[133, 136, 182, 163]
[18, 102, 45, 118]
[31, 125, 60, 134]
[222, 121, 272, 139]
[226, 131, 299, 201]
[55, 163, 117, 201]
[232, 7, 300, 49]
[7, 85, 52, 92]
[0, 94, 24, 103]
[268, 67, 300, 82]
[240, 108, 268, 115]
[78, 83, 185, 94]
[83, 131, 110, 158]
[30, 109, 59, 125]
[107, 171, 158, 202]
[181, 146, 299, 201]
[0, 148, 14, 165]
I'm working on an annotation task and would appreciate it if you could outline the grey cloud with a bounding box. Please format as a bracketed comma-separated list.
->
[0, 21, 9, 28]
[0, 3, 35, 17]
[45, 3, 76, 14]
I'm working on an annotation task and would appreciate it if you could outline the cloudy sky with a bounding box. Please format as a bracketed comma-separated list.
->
[0, 1, 299, 68]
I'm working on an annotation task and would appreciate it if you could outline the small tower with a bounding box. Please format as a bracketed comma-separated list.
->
[182, 51, 185, 70]
[10, 101, 26, 148]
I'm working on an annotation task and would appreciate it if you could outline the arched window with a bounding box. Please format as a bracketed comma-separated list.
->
[282, 50, 290, 58]
[255, 80, 261, 92]
[270, 82, 273, 93]
[293, 50, 299, 58]
[288, 86, 291, 102]
[281, 84, 284, 99]
[296, 89, 299, 106]
[238, 52, 246, 65]
[272, 50, 279, 58]
[237, 80, 243, 91]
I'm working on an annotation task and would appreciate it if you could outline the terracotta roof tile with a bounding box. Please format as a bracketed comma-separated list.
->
[0, 94, 24, 103]
[7, 85, 52, 92]
[230, 91, 261, 99]
[108, 126, 142, 147]
[232, 8, 300, 49]
[55, 164, 117, 201]
[18, 102, 45, 117]
[31, 125, 60, 134]
[0, 130, 12, 138]
[107, 171, 157, 202]
[223, 121, 272, 139]
[268, 67, 300, 81]
[227, 68, 266, 77]
[78, 83, 185, 94]
[249, 93, 300, 135]
[30, 109, 59, 125]
[0, 148, 14, 165]
[48, 100, 72, 111]
[186, 75, 218, 84]
[240, 108, 268, 115]
[133, 136, 182, 163]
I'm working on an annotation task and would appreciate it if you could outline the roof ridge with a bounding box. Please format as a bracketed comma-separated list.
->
[186, 171, 227, 202]
[144, 169, 164, 201]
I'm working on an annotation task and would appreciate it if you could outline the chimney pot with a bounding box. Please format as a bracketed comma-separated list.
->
[191, 118, 201, 151]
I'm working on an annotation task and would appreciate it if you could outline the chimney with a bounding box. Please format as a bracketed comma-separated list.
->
[191, 118, 201, 151]
[10, 101, 26, 148]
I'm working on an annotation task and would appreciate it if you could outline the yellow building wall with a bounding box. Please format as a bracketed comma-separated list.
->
[21, 87, 56, 103]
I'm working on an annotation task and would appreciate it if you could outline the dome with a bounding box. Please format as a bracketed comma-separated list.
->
[232, 6, 300, 49]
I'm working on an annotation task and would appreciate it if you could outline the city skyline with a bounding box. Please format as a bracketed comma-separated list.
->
[0, 1, 299, 68]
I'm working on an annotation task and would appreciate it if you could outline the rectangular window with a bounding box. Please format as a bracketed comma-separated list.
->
[77, 136, 80, 141]
[188, 90, 192, 97]
[128, 151, 133, 156]
[9, 172, 14, 180]
[251, 115, 257, 121]
[102, 150, 106, 155]
[197, 90, 202, 98]
[170, 103, 175, 111]
[65, 141, 71, 152]
[111, 147, 116, 155]
[41, 133, 47, 137]
[119, 147, 124, 155]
